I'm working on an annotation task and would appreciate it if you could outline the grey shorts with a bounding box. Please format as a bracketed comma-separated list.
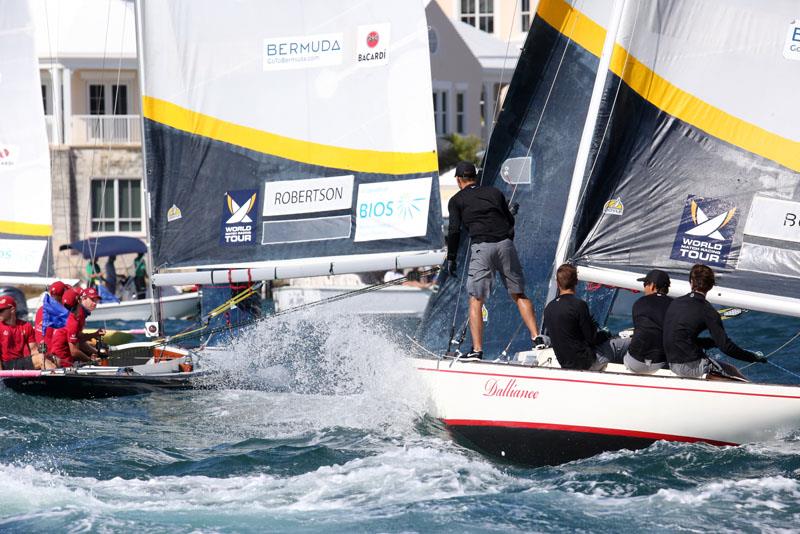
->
[623, 352, 665, 374]
[467, 239, 526, 300]
[669, 358, 713, 378]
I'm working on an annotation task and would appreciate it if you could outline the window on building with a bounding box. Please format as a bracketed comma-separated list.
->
[432, 92, 438, 135]
[41, 85, 49, 114]
[461, 0, 494, 33]
[440, 91, 448, 135]
[91, 178, 143, 233]
[89, 84, 105, 115]
[433, 91, 449, 136]
[480, 86, 486, 129]
[89, 83, 129, 115]
[521, 0, 531, 32]
[428, 26, 439, 54]
[456, 92, 465, 134]
[111, 85, 128, 115]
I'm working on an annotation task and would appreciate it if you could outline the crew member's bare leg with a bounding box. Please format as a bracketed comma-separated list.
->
[511, 293, 539, 338]
[32, 353, 56, 370]
[469, 296, 484, 352]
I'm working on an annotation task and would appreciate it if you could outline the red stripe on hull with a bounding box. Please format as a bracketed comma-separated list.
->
[443, 418, 737, 447]
[417, 366, 800, 400]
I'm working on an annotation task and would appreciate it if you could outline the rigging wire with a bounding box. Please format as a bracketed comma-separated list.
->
[740, 329, 800, 375]
[446, 0, 527, 347]
[41, 0, 63, 284]
[448, 1, 587, 353]
[507, 0, 584, 205]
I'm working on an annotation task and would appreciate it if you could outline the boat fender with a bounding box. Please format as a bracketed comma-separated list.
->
[178, 362, 193, 373]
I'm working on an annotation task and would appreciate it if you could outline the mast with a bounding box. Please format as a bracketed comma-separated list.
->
[133, 0, 162, 328]
[545, 0, 627, 303]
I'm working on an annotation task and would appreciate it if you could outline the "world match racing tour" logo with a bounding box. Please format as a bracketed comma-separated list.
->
[670, 195, 738, 267]
[221, 189, 259, 246]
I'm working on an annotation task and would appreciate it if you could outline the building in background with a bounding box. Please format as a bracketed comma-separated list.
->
[427, 0, 522, 145]
[434, 0, 532, 44]
[34, 0, 143, 280]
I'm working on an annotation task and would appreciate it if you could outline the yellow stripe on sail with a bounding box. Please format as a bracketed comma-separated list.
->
[536, 0, 800, 173]
[536, 0, 605, 58]
[0, 220, 52, 237]
[142, 96, 438, 175]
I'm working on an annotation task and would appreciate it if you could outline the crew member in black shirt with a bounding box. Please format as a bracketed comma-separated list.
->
[446, 161, 539, 359]
[543, 264, 629, 371]
[624, 269, 673, 374]
[663, 264, 767, 378]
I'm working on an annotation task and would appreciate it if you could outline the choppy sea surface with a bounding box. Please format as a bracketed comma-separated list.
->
[2, 309, 800, 533]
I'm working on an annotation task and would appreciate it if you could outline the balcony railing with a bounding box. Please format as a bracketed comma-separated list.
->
[70, 114, 141, 145]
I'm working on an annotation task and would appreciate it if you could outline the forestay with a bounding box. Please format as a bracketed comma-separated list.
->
[135, 0, 443, 285]
[0, 0, 53, 285]
[559, 0, 800, 317]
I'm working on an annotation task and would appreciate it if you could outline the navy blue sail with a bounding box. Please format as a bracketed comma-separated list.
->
[137, 0, 443, 285]
[565, 0, 800, 317]
[417, 0, 618, 355]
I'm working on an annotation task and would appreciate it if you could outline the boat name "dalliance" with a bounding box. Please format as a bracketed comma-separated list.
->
[483, 378, 539, 399]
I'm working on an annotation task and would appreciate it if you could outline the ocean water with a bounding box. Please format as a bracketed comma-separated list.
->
[2, 310, 800, 532]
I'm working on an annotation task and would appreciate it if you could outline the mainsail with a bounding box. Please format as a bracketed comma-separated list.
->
[135, 0, 443, 286]
[418, 0, 618, 354]
[0, 0, 53, 285]
[556, 0, 800, 317]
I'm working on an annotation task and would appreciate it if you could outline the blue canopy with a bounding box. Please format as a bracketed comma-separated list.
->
[60, 237, 147, 259]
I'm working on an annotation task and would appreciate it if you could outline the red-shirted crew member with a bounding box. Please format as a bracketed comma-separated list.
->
[0, 296, 53, 370]
[34, 280, 69, 348]
[49, 288, 105, 367]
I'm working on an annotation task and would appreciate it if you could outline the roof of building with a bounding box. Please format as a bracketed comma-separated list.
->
[32, 0, 136, 60]
[451, 19, 520, 71]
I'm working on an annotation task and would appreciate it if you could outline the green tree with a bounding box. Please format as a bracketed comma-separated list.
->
[438, 133, 483, 171]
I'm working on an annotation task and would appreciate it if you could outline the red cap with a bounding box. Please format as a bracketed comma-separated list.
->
[0, 295, 16, 310]
[81, 287, 101, 301]
[62, 288, 80, 308]
[49, 281, 68, 297]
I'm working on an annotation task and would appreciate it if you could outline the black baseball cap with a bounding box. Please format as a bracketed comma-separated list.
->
[637, 269, 670, 288]
[455, 161, 477, 179]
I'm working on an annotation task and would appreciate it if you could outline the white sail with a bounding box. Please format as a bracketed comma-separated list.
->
[548, 0, 800, 316]
[135, 0, 443, 286]
[0, 0, 53, 284]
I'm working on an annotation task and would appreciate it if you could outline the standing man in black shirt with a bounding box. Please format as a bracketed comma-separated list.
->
[663, 264, 767, 377]
[624, 269, 673, 373]
[446, 161, 539, 359]
[542, 263, 628, 371]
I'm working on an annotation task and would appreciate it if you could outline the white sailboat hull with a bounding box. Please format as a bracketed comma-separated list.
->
[412, 355, 800, 465]
[273, 285, 432, 316]
[88, 292, 200, 322]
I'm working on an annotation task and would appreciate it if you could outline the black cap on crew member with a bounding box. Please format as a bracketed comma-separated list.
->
[455, 161, 477, 180]
[637, 269, 671, 290]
